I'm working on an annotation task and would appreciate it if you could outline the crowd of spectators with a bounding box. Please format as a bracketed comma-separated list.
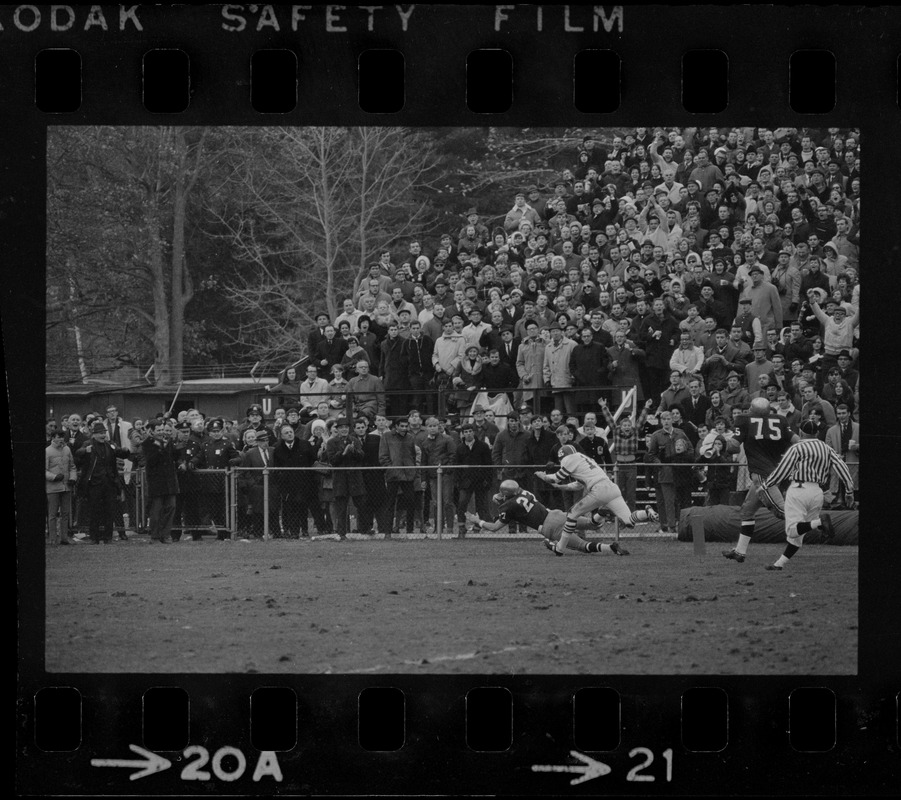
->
[46, 126, 860, 542]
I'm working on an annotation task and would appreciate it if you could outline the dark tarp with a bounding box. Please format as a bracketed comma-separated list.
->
[677, 506, 859, 545]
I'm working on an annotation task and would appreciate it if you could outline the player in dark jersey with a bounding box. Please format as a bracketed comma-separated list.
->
[465, 480, 629, 556]
[723, 397, 799, 563]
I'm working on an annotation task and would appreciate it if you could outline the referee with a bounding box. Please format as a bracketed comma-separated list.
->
[760, 419, 855, 571]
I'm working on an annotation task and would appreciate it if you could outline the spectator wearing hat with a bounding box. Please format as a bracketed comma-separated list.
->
[453, 422, 493, 537]
[721, 371, 751, 412]
[543, 324, 577, 415]
[515, 319, 547, 408]
[458, 207, 490, 245]
[172, 421, 204, 541]
[236, 426, 275, 538]
[732, 298, 763, 349]
[76, 421, 132, 544]
[745, 341, 775, 392]
[191, 418, 242, 539]
[142, 419, 181, 544]
[834, 349, 858, 392]
[798, 254, 832, 301]
[742, 264, 783, 334]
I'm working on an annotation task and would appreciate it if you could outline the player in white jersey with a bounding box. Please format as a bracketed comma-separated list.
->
[536, 444, 658, 555]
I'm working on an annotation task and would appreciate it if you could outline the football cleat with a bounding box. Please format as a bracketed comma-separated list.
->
[544, 540, 564, 557]
[764, 564, 783, 571]
[609, 542, 630, 556]
[819, 514, 836, 542]
[645, 507, 659, 522]
[722, 549, 745, 563]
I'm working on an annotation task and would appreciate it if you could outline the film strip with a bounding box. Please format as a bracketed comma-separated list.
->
[8, 4, 900, 796]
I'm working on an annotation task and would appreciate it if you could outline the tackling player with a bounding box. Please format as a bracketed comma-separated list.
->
[465, 480, 629, 556]
[534, 444, 658, 555]
[759, 420, 852, 570]
[722, 397, 798, 563]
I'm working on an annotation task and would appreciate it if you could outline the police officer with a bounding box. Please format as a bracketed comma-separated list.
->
[193, 418, 242, 540]
[173, 421, 204, 541]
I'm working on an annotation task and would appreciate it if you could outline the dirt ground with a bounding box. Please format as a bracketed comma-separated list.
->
[44, 537, 857, 675]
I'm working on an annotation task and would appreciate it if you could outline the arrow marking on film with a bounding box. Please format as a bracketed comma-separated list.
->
[531, 750, 612, 785]
[90, 744, 172, 780]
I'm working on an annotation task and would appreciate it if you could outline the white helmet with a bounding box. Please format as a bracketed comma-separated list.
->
[499, 480, 521, 497]
[558, 444, 578, 459]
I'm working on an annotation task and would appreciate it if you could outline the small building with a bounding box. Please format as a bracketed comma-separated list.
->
[46, 377, 293, 424]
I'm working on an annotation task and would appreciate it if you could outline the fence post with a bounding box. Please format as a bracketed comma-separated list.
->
[263, 468, 270, 540]
[613, 462, 620, 544]
[436, 467, 443, 541]
[230, 469, 237, 542]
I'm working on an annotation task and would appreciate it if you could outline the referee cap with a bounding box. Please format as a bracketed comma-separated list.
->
[799, 420, 819, 436]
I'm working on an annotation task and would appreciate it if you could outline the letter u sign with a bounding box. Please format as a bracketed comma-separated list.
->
[261, 397, 273, 416]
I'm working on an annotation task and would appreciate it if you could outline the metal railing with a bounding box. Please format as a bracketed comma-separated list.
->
[105, 461, 733, 541]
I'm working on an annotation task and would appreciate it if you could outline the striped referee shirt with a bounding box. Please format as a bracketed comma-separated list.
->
[763, 437, 854, 491]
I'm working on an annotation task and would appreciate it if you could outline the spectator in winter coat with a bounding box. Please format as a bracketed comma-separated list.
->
[491, 415, 531, 532]
[379, 418, 419, 535]
[568, 327, 610, 413]
[46, 431, 78, 545]
[771, 250, 802, 323]
[606, 329, 645, 406]
[639, 298, 681, 401]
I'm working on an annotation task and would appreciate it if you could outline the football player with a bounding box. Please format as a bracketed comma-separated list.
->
[466, 480, 629, 556]
[722, 397, 799, 563]
[535, 446, 658, 555]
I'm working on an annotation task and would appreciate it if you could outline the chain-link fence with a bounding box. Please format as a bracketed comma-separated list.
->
[115, 463, 744, 541]
[55, 455, 817, 543]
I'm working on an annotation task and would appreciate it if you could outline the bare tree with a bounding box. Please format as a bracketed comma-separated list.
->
[210, 127, 439, 367]
[47, 126, 209, 385]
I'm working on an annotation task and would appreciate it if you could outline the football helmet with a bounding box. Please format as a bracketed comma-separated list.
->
[558, 444, 578, 459]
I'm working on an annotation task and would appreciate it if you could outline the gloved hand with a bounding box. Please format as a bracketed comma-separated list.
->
[53, 473, 65, 482]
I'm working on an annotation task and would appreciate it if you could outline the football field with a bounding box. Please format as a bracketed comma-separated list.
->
[45, 537, 857, 675]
